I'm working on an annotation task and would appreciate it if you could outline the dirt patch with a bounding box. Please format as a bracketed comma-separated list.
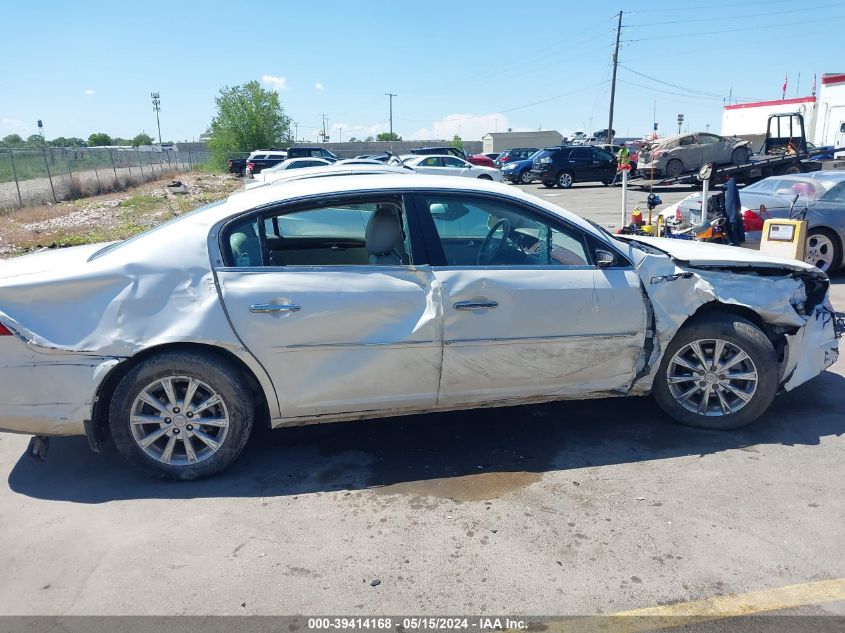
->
[372, 471, 542, 501]
[0, 172, 241, 257]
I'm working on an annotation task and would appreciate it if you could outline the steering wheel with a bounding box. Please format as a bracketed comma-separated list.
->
[478, 218, 512, 265]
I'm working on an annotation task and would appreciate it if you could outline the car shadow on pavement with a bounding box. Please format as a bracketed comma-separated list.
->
[8, 367, 845, 504]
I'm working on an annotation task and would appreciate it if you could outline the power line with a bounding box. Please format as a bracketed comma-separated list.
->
[625, 0, 797, 14]
[619, 64, 768, 102]
[625, 2, 842, 27]
[622, 14, 842, 42]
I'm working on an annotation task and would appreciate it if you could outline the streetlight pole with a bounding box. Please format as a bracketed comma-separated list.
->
[151, 92, 162, 146]
[385, 93, 397, 136]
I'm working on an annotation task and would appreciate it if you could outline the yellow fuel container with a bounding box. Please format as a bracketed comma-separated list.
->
[759, 219, 807, 261]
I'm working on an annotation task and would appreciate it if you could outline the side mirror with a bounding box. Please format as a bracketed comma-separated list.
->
[595, 249, 615, 268]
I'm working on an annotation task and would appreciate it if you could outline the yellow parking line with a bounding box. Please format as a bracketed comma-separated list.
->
[548, 578, 845, 633]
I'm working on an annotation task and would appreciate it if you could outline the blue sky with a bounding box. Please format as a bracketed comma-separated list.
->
[1, 0, 842, 143]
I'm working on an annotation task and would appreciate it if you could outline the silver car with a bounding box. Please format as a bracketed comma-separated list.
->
[640, 133, 752, 178]
[0, 174, 839, 479]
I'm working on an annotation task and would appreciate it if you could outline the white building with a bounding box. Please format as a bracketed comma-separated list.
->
[482, 131, 563, 153]
[720, 73, 845, 152]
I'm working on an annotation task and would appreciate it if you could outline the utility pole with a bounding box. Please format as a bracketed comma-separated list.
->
[606, 10, 622, 144]
[293, 121, 299, 142]
[151, 92, 162, 146]
[320, 114, 328, 142]
[385, 93, 397, 136]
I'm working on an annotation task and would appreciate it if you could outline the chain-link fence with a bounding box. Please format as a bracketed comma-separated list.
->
[0, 147, 211, 209]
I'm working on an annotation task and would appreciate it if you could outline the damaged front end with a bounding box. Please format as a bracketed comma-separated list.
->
[623, 237, 840, 395]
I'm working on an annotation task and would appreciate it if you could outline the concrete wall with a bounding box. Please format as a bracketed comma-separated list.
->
[306, 140, 483, 158]
[482, 131, 563, 153]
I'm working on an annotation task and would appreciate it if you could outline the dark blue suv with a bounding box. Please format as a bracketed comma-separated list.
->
[530, 146, 617, 188]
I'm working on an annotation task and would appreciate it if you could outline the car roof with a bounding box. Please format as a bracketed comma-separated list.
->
[806, 170, 845, 185]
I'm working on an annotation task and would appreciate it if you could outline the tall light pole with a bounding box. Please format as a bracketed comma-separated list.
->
[385, 93, 397, 137]
[151, 92, 162, 146]
[606, 11, 622, 144]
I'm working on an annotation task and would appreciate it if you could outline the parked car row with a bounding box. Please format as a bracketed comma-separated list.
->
[658, 171, 845, 272]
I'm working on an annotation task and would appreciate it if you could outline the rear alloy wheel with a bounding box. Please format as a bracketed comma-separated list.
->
[557, 171, 574, 188]
[110, 351, 254, 480]
[653, 313, 777, 430]
[519, 170, 533, 184]
[805, 228, 841, 272]
[731, 146, 750, 165]
[783, 164, 802, 175]
[665, 159, 684, 178]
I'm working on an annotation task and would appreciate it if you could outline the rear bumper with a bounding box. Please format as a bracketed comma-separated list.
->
[0, 339, 118, 437]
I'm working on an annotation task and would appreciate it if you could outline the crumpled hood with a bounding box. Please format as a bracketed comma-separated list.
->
[0, 243, 110, 281]
[619, 235, 818, 272]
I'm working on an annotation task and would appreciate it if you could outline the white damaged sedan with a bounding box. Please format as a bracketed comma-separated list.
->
[0, 174, 841, 479]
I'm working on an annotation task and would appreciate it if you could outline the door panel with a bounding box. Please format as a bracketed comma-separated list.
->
[218, 267, 441, 419]
[433, 268, 646, 404]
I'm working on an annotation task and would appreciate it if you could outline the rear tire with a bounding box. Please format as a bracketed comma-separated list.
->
[782, 163, 802, 175]
[653, 313, 778, 430]
[477, 174, 493, 180]
[109, 350, 255, 480]
[557, 170, 574, 188]
[519, 170, 533, 184]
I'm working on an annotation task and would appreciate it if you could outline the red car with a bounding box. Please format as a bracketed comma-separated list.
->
[467, 154, 497, 168]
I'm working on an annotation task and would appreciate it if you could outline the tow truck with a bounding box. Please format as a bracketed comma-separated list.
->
[631, 113, 820, 189]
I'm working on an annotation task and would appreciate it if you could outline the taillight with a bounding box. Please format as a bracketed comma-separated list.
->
[742, 209, 765, 232]
[675, 208, 683, 222]
[0, 323, 12, 336]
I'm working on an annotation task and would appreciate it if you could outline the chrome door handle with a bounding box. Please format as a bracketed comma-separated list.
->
[249, 304, 301, 313]
[453, 300, 498, 311]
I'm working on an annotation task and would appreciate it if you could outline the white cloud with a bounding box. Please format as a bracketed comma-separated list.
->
[84, 89, 95, 96]
[411, 113, 514, 141]
[315, 82, 325, 91]
[261, 74, 287, 92]
[0, 117, 24, 134]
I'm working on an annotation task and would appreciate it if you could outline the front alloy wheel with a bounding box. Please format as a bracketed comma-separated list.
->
[666, 339, 758, 417]
[653, 313, 777, 430]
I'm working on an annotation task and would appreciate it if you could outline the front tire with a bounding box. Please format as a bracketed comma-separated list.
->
[731, 146, 750, 165]
[653, 313, 778, 430]
[805, 228, 841, 272]
[665, 159, 684, 178]
[109, 350, 255, 480]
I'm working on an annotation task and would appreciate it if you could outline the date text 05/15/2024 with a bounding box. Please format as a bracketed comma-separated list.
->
[306, 618, 528, 631]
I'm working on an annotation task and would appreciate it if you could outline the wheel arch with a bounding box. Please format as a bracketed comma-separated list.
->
[90, 342, 275, 443]
[676, 301, 789, 377]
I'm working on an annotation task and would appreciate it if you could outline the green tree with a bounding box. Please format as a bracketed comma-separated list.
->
[451, 134, 464, 150]
[88, 132, 112, 146]
[376, 132, 401, 142]
[132, 132, 154, 147]
[364, 136, 374, 142]
[26, 134, 45, 147]
[1, 134, 23, 147]
[208, 80, 292, 167]
[348, 136, 359, 143]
